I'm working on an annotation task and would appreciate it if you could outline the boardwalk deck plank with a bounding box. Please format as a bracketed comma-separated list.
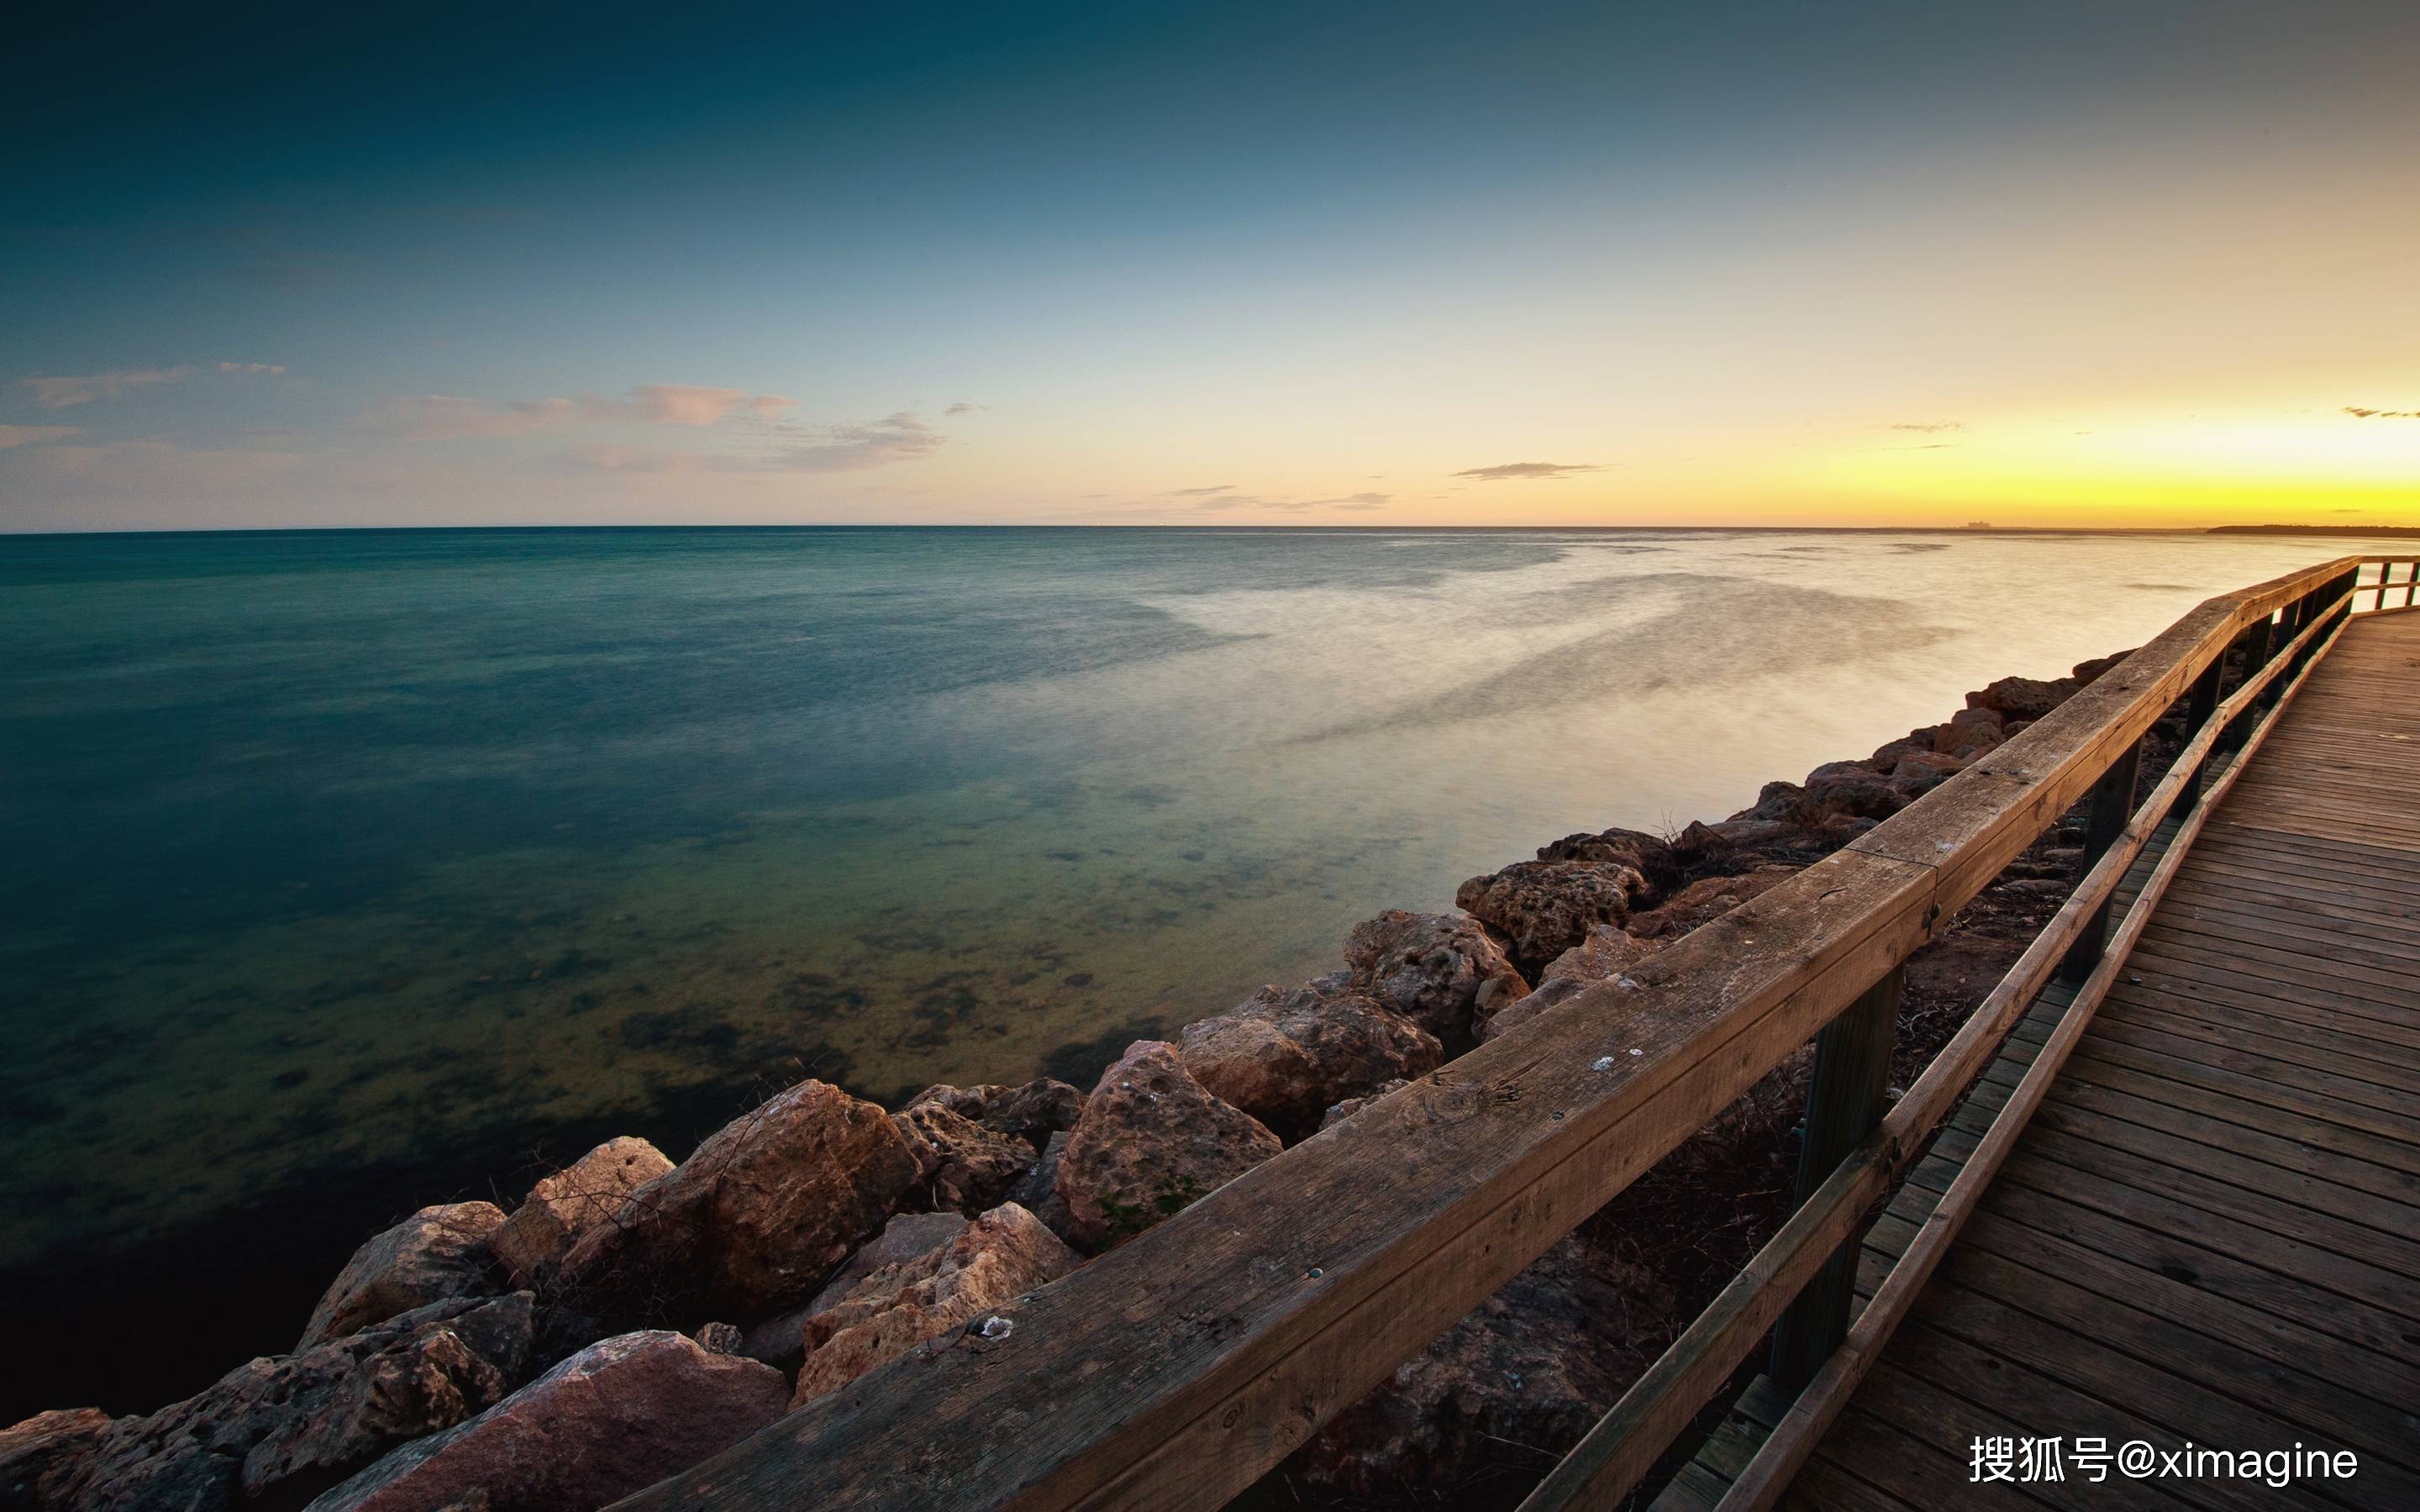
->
[1783, 610, 2420, 1510]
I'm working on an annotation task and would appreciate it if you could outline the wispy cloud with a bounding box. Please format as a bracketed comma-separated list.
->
[2344, 406, 2420, 419]
[17, 362, 287, 409]
[0, 424, 81, 449]
[1166, 483, 1236, 496]
[1454, 461, 1603, 481]
[561, 410, 948, 474]
[1885, 421, 1963, 433]
[771, 411, 944, 470]
[943, 401, 984, 417]
[387, 384, 797, 439]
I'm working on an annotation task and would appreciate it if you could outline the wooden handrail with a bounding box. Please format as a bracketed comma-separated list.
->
[612, 554, 2391, 1512]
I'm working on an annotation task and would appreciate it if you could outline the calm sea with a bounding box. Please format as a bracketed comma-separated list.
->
[0, 524, 2394, 1412]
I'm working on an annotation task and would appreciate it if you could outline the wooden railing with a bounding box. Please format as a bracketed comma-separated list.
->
[614, 554, 2412, 1512]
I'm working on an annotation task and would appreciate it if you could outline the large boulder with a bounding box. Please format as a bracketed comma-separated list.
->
[1177, 985, 1441, 1140]
[791, 1203, 1079, 1409]
[1318, 1079, 1408, 1132]
[1004, 1131, 1077, 1247]
[1454, 860, 1651, 979]
[1627, 867, 1803, 941]
[1886, 748, 1966, 800]
[557, 1079, 919, 1324]
[492, 1137, 673, 1289]
[1532, 827, 1681, 892]
[1292, 1235, 1670, 1499]
[1967, 675, 2078, 722]
[1340, 911, 1530, 1044]
[307, 1331, 786, 1512]
[298, 1203, 507, 1351]
[1055, 1042, 1282, 1251]
[1798, 760, 1906, 822]
[1481, 924, 1662, 1041]
[892, 1103, 1038, 1215]
[734, 1211, 969, 1371]
[902, 1079, 1086, 1147]
[41, 1294, 534, 1512]
[0, 1409, 112, 1510]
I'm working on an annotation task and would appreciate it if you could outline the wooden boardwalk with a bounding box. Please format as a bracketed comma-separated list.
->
[1671, 612, 2420, 1509]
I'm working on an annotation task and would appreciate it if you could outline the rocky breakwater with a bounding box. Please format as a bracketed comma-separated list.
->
[4, 650, 2181, 1512]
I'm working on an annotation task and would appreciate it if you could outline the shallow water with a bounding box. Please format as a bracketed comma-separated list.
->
[0, 525, 2396, 1410]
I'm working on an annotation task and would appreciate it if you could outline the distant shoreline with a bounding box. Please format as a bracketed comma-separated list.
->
[5, 522, 2417, 540]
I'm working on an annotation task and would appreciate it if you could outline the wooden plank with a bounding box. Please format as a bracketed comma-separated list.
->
[2116, 942, 2420, 1030]
[1803, 1385, 2053, 1511]
[2076, 1015, 2420, 1117]
[2099, 991, 2420, 1080]
[1902, 1275, 2420, 1507]
[2038, 1032, 2420, 1146]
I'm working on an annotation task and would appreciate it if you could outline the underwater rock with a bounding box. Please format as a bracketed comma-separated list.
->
[307, 1331, 785, 1512]
[1339, 911, 1530, 1044]
[791, 1203, 1078, 1410]
[556, 1079, 919, 1324]
[1453, 860, 1653, 980]
[892, 1103, 1038, 1215]
[1176, 984, 1440, 1140]
[298, 1203, 507, 1352]
[1481, 924, 1663, 1042]
[1055, 1042, 1281, 1252]
[492, 1137, 673, 1289]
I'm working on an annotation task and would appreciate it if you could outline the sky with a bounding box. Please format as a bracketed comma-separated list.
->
[3, 0, 2417, 532]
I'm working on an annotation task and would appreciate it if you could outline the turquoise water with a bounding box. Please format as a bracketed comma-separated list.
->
[0, 524, 2398, 1411]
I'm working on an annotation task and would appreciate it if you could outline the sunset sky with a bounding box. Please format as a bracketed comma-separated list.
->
[5, 1, 2416, 532]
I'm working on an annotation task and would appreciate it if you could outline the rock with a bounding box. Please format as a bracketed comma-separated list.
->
[1481, 924, 1662, 1041]
[1339, 911, 1531, 1043]
[53, 1294, 534, 1512]
[2072, 650, 2133, 684]
[1967, 675, 2079, 722]
[1532, 827, 1681, 891]
[1628, 867, 1802, 941]
[791, 1204, 1079, 1409]
[1004, 1131, 1077, 1247]
[1318, 1079, 1408, 1132]
[904, 1079, 1086, 1147]
[307, 1331, 786, 1512]
[1733, 780, 1805, 822]
[1887, 748, 1966, 800]
[691, 1322, 743, 1355]
[492, 1137, 673, 1289]
[298, 1203, 507, 1351]
[1994, 877, 2070, 897]
[1703, 817, 1797, 847]
[0, 1408, 112, 1510]
[1176, 984, 1441, 1139]
[1800, 760, 1906, 822]
[1292, 1234, 1670, 1499]
[556, 1079, 919, 1324]
[734, 1209, 979, 1370]
[1055, 1042, 1282, 1251]
[892, 1103, 1037, 1215]
[1454, 861, 1653, 979]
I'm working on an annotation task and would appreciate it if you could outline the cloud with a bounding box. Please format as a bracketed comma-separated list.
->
[0, 424, 81, 449]
[19, 366, 195, 408]
[559, 410, 947, 474]
[2344, 406, 2420, 419]
[771, 411, 944, 471]
[1167, 483, 1237, 496]
[943, 402, 984, 417]
[387, 384, 798, 439]
[1886, 422, 1964, 433]
[1454, 461, 1603, 481]
[17, 362, 288, 408]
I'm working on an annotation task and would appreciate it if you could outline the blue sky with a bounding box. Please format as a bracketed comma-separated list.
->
[6, 1, 2416, 529]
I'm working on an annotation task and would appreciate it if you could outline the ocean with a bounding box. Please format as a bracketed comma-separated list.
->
[0, 523, 2396, 1414]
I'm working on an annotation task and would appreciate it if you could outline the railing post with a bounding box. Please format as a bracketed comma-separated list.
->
[2220, 615, 2273, 753]
[2058, 738, 2142, 985]
[2172, 658, 2223, 818]
[1770, 965, 1902, 1390]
